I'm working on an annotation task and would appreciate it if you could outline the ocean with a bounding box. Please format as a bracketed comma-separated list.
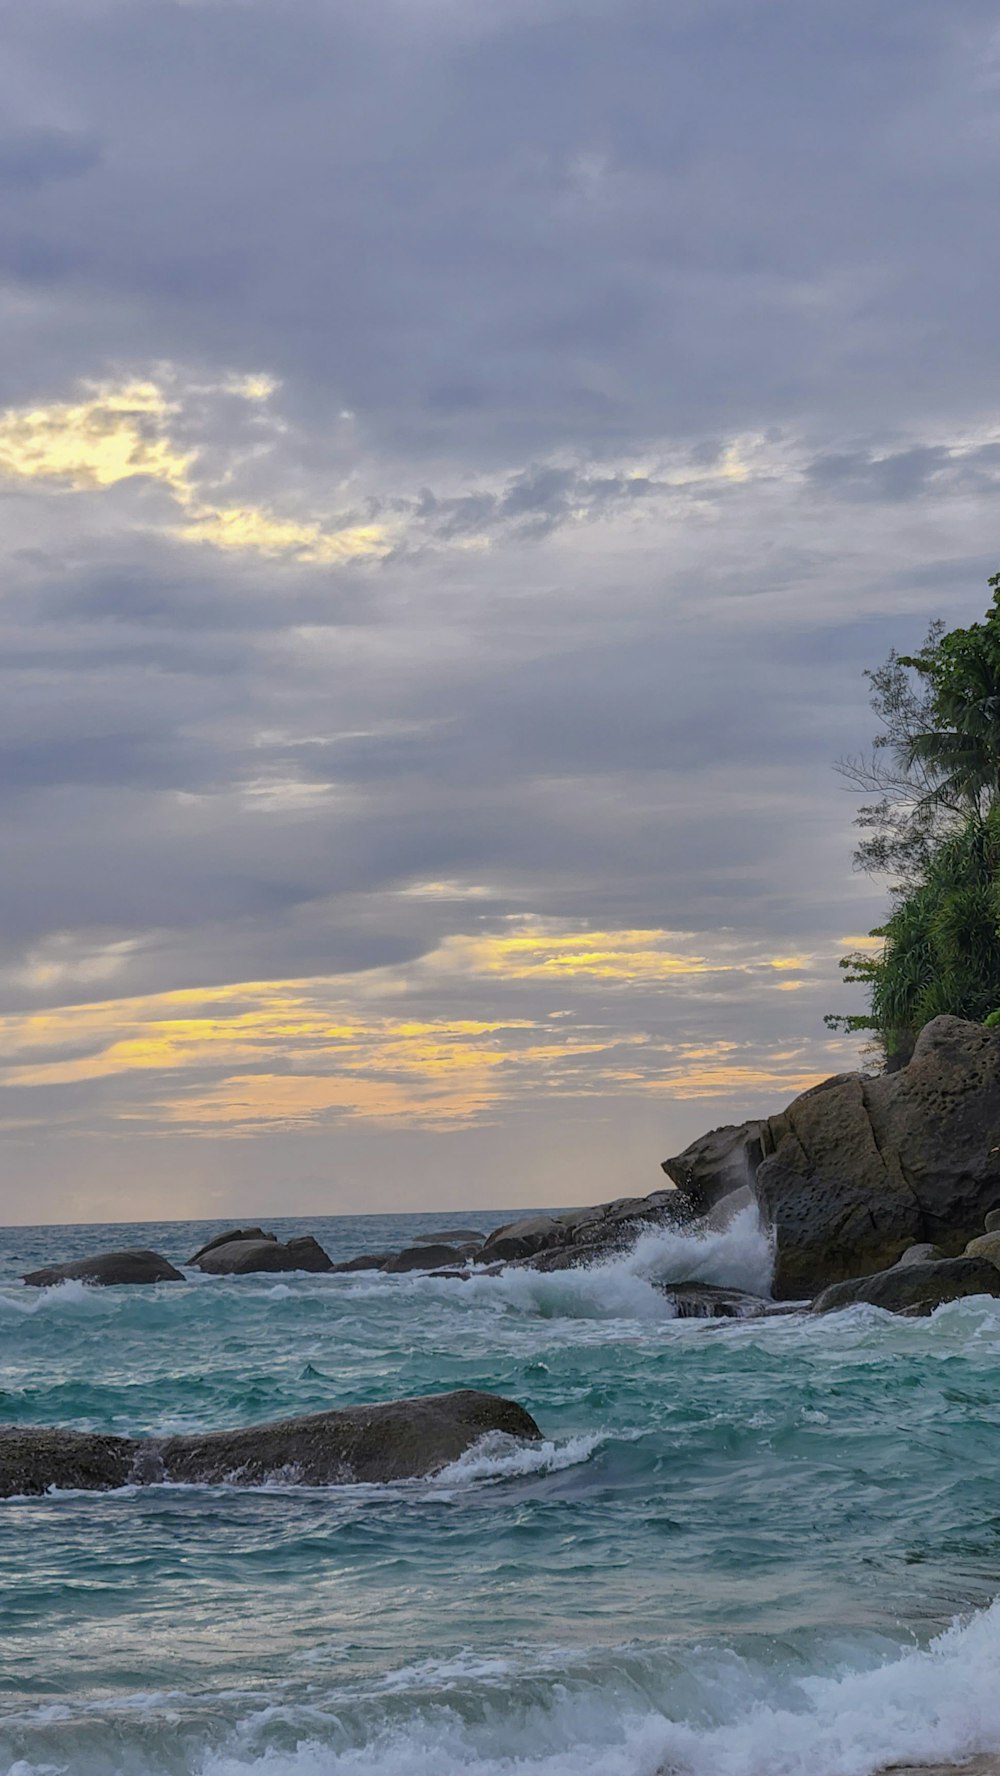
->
[3, 1207, 1000, 1776]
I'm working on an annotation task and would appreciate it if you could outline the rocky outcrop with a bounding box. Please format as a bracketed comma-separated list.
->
[811, 1256, 1000, 1316]
[383, 1243, 467, 1273]
[963, 1231, 1000, 1268]
[662, 1121, 766, 1216]
[23, 1249, 183, 1288]
[188, 1227, 276, 1264]
[412, 1229, 484, 1245]
[329, 1252, 394, 1274]
[666, 1018, 1000, 1298]
[478, 1191, 679, 1266]
[895, 1243, 944, 1266]
[193, 1235, 332, 1275]
[0, 1390, 542, 1497]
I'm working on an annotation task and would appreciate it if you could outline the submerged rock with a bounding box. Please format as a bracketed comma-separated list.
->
[194, 1235, 333, 1275]
[811, 1256, 1000, 1317]
[0, 1390, 543, 1497]
[187, 1227, 276, 1264]
[22, 1249, 183, 1288]
[656, 1281, 769, 1319]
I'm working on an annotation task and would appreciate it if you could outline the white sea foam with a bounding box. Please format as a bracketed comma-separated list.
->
[444, 1205, 774, 1322]
[433, 1429, 606, 1485]
[193, 1596, 1000, 1776]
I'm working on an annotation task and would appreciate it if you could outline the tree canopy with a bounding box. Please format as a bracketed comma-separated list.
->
[828, 572, 1000, 1065]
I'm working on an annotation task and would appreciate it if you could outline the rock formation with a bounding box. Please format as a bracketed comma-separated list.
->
[0, 1389, 542, 1497]
[811, 1256, 1000, 1316]
[193, 1234, 333, 1275]
[23, 1249, 183, 1288]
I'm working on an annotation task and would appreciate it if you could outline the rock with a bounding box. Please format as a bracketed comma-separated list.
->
[656, 1282, 769, 1319]
[895, 1243, 944, 1266]
[194, 1235, 332, 1275]
[382, 1244, 462, 1273]
[479, 1214, 565, 1262]
[23, 1249, 183, 1288]
[412, 1229, 484, 1245]
[963, 1231, 1000, 1268]
[328, 1252, 394, 1274]
[663, 1121, 767, 1216]
[811, 1256, 1000, 1317]
[0, 1390, 542, 1497]
[747, 1017, 1000, 1297]
[985, 1209, 1000, 1234]
[0, 1425, 136, 1495]
[188, 1227, 276, 1264]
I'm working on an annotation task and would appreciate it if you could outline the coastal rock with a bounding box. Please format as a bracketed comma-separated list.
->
[895, 1243, 944, 1266]
[22, 1249, 183, 1288]
[194, 1235, 333, 1275]
[0, 1425, 136, 1495]
[0, 1390, 542, 1497]
[662, 1120, 767, 1216]
[669, 1018, 1000, 1298]
[811, 1256, 1000, 1317]
[188, 1227, 276, 1264]
[479, 1192, 680, 1267]
[962, 1231, 1000, 1268]
[328, 1252, 394, 1274]
[382, 1243, 463, 1273]
[985, 1209, 1000, 1234]
[656, 1282, 769, 1318]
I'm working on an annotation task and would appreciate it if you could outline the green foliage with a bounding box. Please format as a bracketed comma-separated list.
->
[830, 573, 1000, 1063]
[984, 1009, 1000, 1028]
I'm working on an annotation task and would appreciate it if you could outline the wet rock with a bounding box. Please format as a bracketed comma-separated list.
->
[382, 1244, 462, 1273]
[328, 1252, 394, 1274]
[188, 1227, 276, 1264]
[194, 1235, 332, 1275]
[656, 1281, 769, 1318]
[0, 1425, 136, 1495]
[811, 1256, 1000, 1317]
[0, 1391, 543, 1497]
[662, 1120, 767, 1216]
[963, 1231, 1000, 1268]
[23, 1249, 183, 1288]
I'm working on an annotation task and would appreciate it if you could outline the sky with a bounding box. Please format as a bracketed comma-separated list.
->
[2, 0, 999, 1225]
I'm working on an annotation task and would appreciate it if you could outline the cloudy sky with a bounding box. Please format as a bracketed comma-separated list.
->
[2, 0, 998, 1225]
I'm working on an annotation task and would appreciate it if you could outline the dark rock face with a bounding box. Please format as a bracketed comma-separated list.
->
[328, 1253, 394, 1274]
[23, 1249, 183, 1288]
[382, 1244, 463, 1273]
[0, 1426, 136, 1495]
[662, 1121, 766, 1216]
[0, 1391, 542, 1497]
[194, 1235, 333, 1275]
[188, 1227, 276, 1264]
[665, 1018, 1000, 1299]
[811, 1256, 1000, 1317]
[478, 1191, 680, 1267]
[656, 1282, 769, 1319]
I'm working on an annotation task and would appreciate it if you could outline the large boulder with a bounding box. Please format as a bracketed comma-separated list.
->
[811, 1256, 1000, 1317]
[762, 1019, 1000, 1295]
[0, 1390, 542, 1497]
[23, 1249, 183, 1288]
[963, 1231, 1000, 1268]
[0, 1426, 135, 1494]
[329, 1252, 394, 1274]
[194, 1235, 332, 1275]
[382, 1243, 465, 1273]
[478, 1192, 680, 1267]
[662, 1120, 767, 1216]
[188, 1227, 276, 1264]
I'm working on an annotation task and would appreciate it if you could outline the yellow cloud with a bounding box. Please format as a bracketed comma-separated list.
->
[0, 380, 192, 495]
[0, 371, 390, 565]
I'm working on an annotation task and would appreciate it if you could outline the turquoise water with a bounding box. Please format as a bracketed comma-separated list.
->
[4, 1209, 1000, 1776]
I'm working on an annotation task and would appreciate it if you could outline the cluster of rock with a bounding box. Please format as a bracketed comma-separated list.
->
[0, 1389, 542, 1498]
[18, 1017, 1000, 1323]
